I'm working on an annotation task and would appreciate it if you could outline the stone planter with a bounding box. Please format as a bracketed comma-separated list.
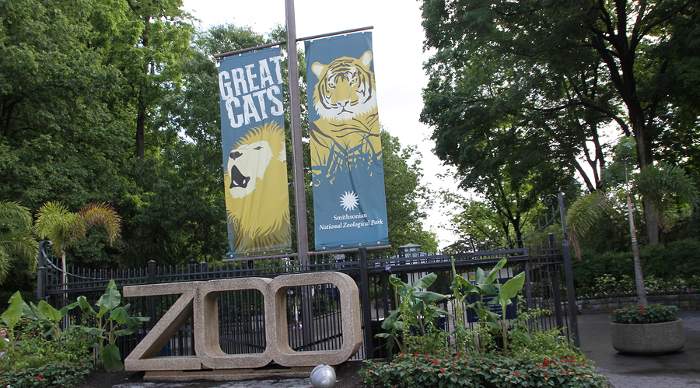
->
[611, 319, 685, 354]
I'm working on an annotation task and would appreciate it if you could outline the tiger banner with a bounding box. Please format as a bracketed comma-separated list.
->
[305, 32, 389, 250]
[217, 47, 291, 256]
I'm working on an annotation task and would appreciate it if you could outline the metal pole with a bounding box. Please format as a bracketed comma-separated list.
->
[358, 248, 374, 358]
[213, 26, 373, 59]
[285, 0, 313, 349]
[35, 240, 48, 300]
[285, 0, 309, 266]
[558, 192, 580, 347]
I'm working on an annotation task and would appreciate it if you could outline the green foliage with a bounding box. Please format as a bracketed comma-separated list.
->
[574, 238, 700, 296]
[612, 304, 679, 324]
[360, 352, 608, 388]
[0, 327, 92, 388]
[1, 292, 24, 333]
[76, 279, 149, 371]
[0, 201, 38, 284]
[441, 194, 513, 251]
[379, 273, 448, 354]
[382, 131, 439, 252]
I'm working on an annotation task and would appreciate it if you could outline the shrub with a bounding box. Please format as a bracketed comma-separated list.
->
[360, 353, 608, 388]
[612, 304, 679, 324]
[574, 238, 700, 298]
[0, 327, 92, 387]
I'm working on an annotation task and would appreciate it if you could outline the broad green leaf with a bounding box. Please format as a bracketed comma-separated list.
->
[481, 284, 499, 296]
[374, 333, 391, 338]
[414, 291, 448, 303]
[389, 275, 406, 292]
[486, 259, 507, 284]
[109, 306, 129, 325]
[414, 273, 437, 289]
[59, 300, 80, 316]
[102, 343, 123, 372]
[77, 296, 96, 315]
[24, 302, 41, 320]
[381, 310, 400, 330]
[37, 300, 62, 323]
[499, 272, 525, 305]
[114, 328, 135, 337]
[1, 292, 25, 329]
[476, 267, 486, 284]
[96, 280, 121, 313]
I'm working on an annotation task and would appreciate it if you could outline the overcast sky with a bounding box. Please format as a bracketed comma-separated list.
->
[182, 0, 461, 248]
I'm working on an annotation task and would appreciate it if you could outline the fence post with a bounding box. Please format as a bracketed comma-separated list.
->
[147, 260, 157, 282]
[548, 234, 565, 330]
[35, 240, 49, 300]
[358, 247, 374, 358]
[558, 192, 581, 347]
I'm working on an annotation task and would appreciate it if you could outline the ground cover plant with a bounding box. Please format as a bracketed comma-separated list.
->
[363, 258, 608, 387]
[612, 304, 679, 324]
[0, 281, 148, 386]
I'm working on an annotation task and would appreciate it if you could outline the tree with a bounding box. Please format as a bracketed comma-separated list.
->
[381, 132, 438, 253]
[125, 0, 193, 158]
[568, 137, 697, 305]
[442, 195, 511, 250]
[35, 202, 121, 284]
[0, 202, 37, 284]
[420, 0, 700, 244]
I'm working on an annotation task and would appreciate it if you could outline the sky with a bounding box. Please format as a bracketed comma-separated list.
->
[183, 0, 462, 248]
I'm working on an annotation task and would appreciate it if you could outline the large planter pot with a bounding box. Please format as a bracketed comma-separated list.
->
[611, 319, 685, 354]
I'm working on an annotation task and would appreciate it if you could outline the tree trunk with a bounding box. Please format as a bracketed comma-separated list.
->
[135, 96, 146, 158]
[135, 16, 151, 158]
[631, 122, 660, 245]
[513, 218, 524, 248]
[626, 192, 647, 306]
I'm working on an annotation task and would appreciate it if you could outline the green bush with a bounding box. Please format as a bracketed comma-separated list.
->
[612, 304, 679, 324]
[0, 327, 92, 387]
[360, 353, 608, 388]
[574, 238, 700, 297]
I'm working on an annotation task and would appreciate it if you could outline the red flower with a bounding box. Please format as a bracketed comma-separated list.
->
[439, 368, 446, 374]
[512, 370, 521, 377]
[541, 357, 552, 367]
[413, 352, 419, 358]
[639, 305, 647, 315]
[35, 374, 45, 381]
[432, 359, 441, 366]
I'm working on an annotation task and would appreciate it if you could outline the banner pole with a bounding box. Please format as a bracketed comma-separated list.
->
[285, 0, 309, 266]
[285, 0, 314, 349]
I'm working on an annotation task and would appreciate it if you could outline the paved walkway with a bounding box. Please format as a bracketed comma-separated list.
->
[579, 312, 700, 388]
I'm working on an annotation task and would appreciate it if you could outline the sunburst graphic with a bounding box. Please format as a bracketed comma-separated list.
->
[339, 191, 359, 211]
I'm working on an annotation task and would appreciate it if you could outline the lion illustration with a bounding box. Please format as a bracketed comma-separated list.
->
[309, 50, 382, 183]
[223, 122, 290, 253]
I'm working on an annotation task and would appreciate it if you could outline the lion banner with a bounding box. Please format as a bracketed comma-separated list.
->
[217, 47, 291, 256]
[305, 32, 389, 250]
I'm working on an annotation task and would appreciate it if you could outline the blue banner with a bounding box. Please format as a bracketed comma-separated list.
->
[305, 32, 389, 250]
[217, 47, 291, 255]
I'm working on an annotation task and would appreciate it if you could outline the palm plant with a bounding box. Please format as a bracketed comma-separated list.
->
[567, 137, 697, 306]
[0, 202, 38, 284]
[35, 202, 121, 286]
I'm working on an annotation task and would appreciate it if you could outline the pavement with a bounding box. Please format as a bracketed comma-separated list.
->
[579, 311, 700, 388]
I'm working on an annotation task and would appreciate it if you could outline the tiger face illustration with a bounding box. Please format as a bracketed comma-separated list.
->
[310, 50, 381, 182]
[311, 50, 377, 121]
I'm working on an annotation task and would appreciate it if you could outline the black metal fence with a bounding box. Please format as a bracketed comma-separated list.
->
[37, 245, 576, 361]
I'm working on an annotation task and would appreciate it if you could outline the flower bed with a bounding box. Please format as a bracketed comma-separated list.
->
[363, 259, 609, 387]
[612, 304, 678, 324]
[361, 353, 608, 388]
